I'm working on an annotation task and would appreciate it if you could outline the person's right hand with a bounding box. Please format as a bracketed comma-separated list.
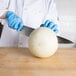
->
[5, 11, 24, 31]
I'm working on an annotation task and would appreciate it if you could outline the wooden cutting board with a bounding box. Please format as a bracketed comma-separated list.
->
[0, 48, 76, 76]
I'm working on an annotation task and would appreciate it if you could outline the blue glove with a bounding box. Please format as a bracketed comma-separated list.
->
[40, 20, 59, 33]
[5, 11, 24, 31]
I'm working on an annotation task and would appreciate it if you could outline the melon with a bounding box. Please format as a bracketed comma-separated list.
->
[28, 27, 58, 58]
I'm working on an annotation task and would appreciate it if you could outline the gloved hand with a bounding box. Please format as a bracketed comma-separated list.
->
[5, 11, 24, 31]
[40, 20, 59, 33]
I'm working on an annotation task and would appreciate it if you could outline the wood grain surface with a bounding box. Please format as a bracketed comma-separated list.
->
[0, 48, 76, 76]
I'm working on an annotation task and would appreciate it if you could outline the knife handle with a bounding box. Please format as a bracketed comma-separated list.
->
[0, 22, 3, 38]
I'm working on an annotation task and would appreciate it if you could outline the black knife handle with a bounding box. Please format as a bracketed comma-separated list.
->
[0, 22, 3, 38]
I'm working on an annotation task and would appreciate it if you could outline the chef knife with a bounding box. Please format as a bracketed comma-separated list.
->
[20, 26, 34, 36]
[0, 22, 3, 38]
[21, 26, 73, 43]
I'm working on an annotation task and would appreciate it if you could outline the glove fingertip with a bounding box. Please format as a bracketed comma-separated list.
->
[44, 20, 50, 27]
[53, 29, 59, 33]
[17, 24, 23, 31]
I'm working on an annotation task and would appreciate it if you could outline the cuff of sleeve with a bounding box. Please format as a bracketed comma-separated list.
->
[0, 10, 7, 17]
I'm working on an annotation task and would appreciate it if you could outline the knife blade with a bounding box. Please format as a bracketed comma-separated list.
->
[21, 26, 34, 36]
[57, 36, 73, 43]
[21, 26, 73, 43]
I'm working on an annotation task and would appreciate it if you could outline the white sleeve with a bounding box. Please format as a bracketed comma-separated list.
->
[44, 0, 60, 35]
[15, 0, 24, 17]
[8, 0, 16, 12]
[0, 0, 9, 17]
[44, 0, 59, 26]
[0, 0, 16, 17]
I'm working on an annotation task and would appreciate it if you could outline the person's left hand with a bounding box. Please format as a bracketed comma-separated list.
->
[40, 20, 59, 33]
